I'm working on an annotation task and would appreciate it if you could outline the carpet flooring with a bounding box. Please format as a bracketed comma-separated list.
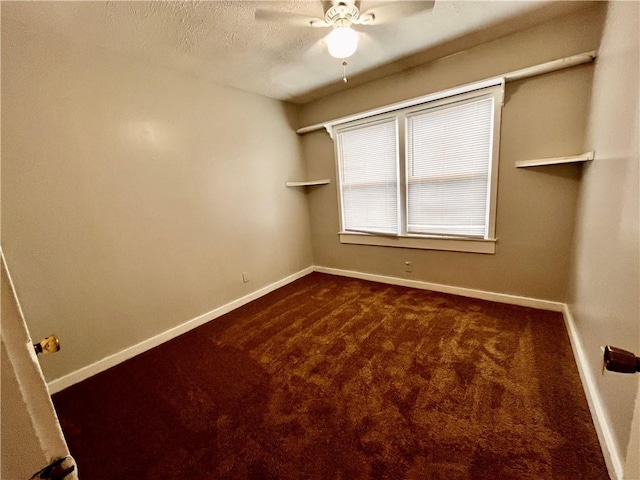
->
[52, 273, 608, 479]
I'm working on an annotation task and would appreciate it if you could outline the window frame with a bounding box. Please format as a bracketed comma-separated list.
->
[333, 83, 504, 254]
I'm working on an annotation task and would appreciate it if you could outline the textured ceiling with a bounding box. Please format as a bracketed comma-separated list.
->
[3, 1, 591, 104]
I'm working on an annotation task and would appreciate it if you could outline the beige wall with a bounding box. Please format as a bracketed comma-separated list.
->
[299, 4, 605, 302]
[1, 14, 313, 382]
[568, 1, 639, 474]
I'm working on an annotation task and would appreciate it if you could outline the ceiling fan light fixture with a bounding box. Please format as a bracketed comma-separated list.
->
[326, 25, 359, 59]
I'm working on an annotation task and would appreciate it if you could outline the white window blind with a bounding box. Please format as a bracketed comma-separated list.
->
[337, 119, 399, 235]
[406, 97, 494, 237]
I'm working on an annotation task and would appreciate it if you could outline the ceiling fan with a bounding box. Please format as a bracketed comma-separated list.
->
[255, 1, 435, 81]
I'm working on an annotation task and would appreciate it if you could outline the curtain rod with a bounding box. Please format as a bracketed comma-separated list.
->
[297, 50, 598, 136]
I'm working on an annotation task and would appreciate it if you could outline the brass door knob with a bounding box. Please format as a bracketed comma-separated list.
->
[34, 334, 60, 355]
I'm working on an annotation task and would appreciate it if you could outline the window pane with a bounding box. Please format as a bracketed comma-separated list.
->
[337, 119, 398, 234]
[407, 97, 494, 237]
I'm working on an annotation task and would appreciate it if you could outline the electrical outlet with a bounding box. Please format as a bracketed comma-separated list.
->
[404, 261, 412, 273]
[242, 272, 250, 283]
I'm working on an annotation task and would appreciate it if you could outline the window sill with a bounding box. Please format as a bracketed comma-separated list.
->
[338, 232, 497, 254]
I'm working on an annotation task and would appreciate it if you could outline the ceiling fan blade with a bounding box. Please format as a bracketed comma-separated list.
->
[254, 8, 329, 28]
[358, 0, 435, 25]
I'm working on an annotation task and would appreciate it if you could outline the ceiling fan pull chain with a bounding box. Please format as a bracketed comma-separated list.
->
[342, 60, 348, 83]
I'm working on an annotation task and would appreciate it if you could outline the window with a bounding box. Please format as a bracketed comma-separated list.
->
[334, 83, 503, 254]
[338, 118, 399, 235]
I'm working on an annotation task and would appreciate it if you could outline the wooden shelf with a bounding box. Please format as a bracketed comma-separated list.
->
[286, 179, 330, 187]
[515, 151, 594, 168]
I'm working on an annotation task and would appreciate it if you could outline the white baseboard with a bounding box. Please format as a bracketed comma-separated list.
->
[562, 304, 622, 480]
[48, 265, 560, 395]
[314, 266, 620, 477]
[313, 266, 564, 312]
[47, 263, 618, 478]
[47, 267, 314, 394]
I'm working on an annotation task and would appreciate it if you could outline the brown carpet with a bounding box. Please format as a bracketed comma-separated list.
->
[52, 273, 608, 479]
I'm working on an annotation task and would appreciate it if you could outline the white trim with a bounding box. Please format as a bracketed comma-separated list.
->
[312, 266, 563, 311]
[339, 232, 497, 254]
[297, 51, 597, 135]
[515, 151, 595, 168]
[504, 51, 597, 82]
[45, 263, 617, 478]
[301, 78, 504, 136]
[311, 267, 620, 474]
[47, 267, 314, 394]
[562, 304, 623, 480]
